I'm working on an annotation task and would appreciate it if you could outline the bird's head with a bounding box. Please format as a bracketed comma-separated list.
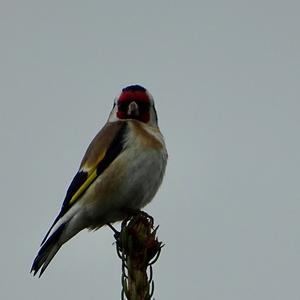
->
[108, 85, 158, 127]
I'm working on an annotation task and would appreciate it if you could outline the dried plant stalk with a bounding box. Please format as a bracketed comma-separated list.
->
[114, 212, 163, 300]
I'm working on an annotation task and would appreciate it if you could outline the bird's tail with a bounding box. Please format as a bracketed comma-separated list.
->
[31, 223, 66, 277]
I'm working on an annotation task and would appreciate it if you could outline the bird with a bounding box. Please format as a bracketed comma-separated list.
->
[31, 84, 168, 277]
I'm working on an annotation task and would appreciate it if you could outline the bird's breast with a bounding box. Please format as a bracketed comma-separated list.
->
[116, 121, 168, 208]
[83, 120, 167, 224]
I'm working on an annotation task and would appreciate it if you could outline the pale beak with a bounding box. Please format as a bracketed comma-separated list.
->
[127, 101, 139, 116]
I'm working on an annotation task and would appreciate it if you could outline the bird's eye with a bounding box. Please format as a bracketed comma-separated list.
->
[138, 102, 150, 113]
[118, 102, 128, 111]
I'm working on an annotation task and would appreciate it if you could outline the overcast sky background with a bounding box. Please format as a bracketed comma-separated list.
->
[1, 1, 300, 299]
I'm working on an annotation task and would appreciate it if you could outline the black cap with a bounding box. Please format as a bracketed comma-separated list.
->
[122, 85, 146, 92]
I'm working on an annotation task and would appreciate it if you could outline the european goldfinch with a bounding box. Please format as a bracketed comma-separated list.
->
[31, 85, 167, 277]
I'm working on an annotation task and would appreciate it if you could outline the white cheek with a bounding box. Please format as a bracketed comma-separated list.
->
[108, 106, 120, 122]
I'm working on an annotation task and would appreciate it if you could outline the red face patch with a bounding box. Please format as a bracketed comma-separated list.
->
[118, 90, 150, 104]
[117, 90, 150, 123]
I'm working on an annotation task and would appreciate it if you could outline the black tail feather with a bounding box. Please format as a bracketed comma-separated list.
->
[31, 223, 66, 277]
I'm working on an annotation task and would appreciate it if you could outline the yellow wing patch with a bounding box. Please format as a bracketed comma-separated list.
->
[69, 168, 98, 205]
[68, 149, 107, 205]
[62, 121, 127, 210]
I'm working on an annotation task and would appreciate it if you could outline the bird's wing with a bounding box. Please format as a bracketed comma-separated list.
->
[41, 121, 128, 245]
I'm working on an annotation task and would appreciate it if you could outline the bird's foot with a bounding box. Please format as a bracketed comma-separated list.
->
[107, 223, 120, 240]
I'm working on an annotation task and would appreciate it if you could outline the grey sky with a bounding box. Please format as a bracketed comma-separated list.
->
[1, 1, 300, 299]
